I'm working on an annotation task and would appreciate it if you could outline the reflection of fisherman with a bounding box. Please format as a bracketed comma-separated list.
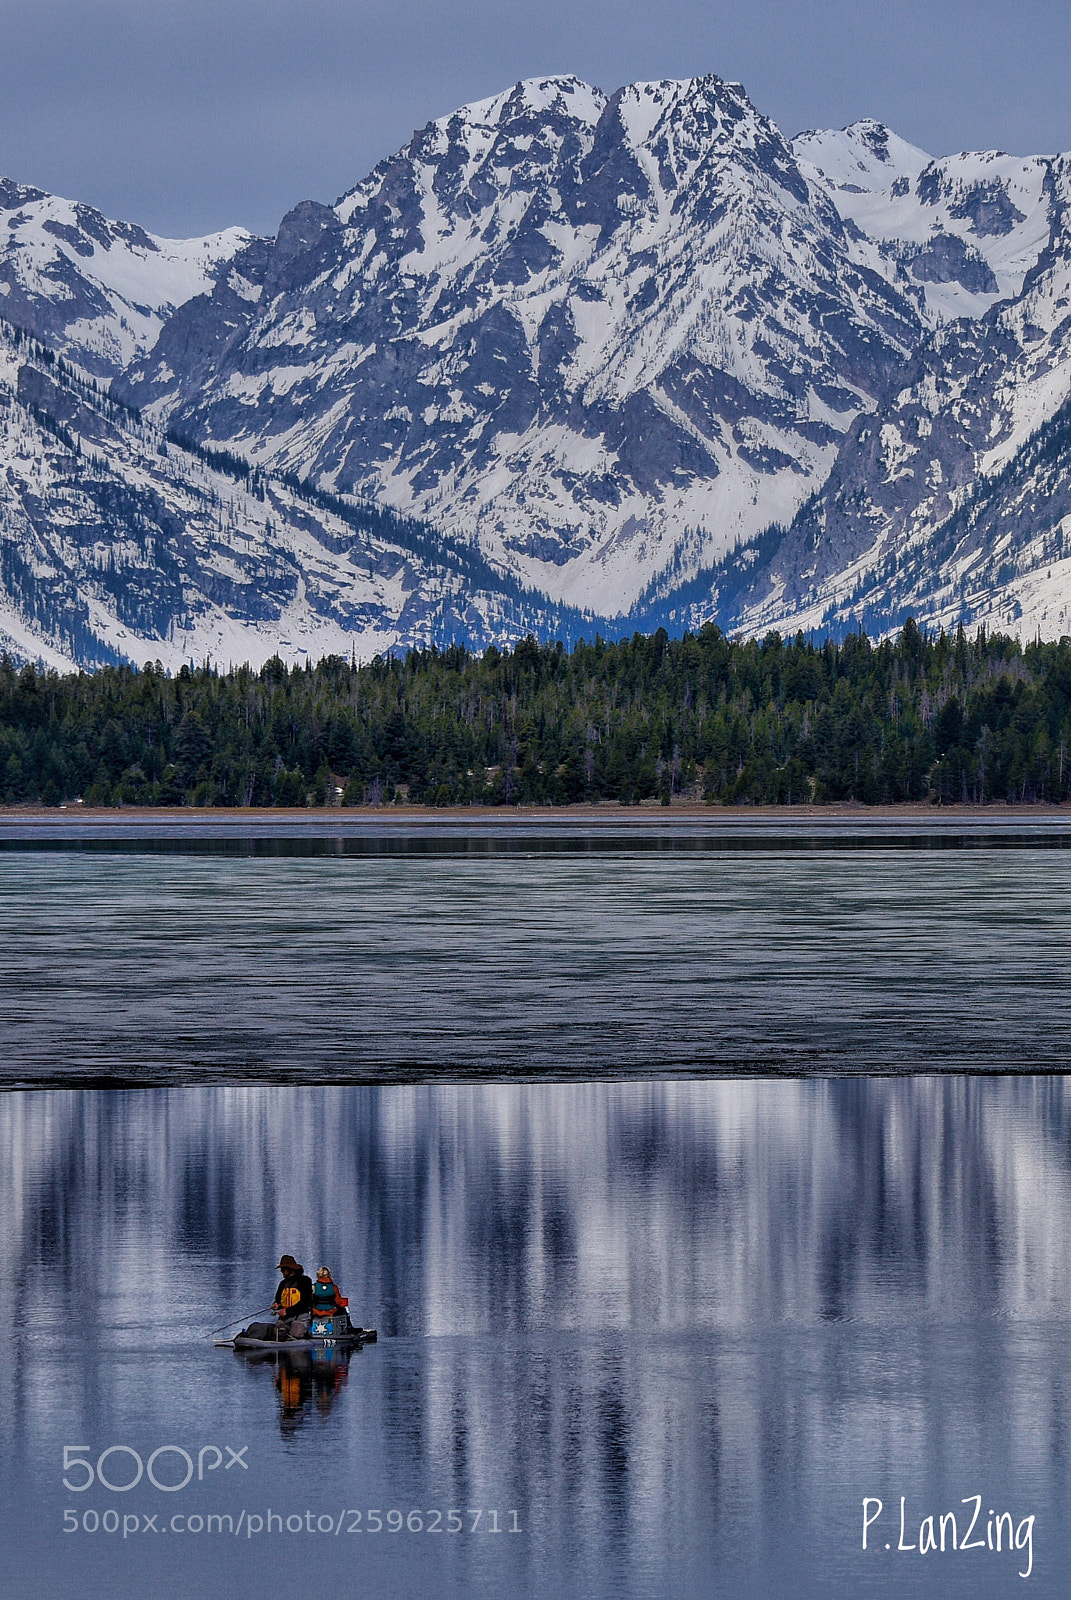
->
[272, 1255, 312, 1337]
[273, 1346, 351, 1431]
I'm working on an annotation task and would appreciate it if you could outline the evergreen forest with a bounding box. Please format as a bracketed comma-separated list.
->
[3, 621, 1071, 808]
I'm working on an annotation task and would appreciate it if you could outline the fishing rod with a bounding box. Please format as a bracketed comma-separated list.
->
[210, 1305, 275, 1336]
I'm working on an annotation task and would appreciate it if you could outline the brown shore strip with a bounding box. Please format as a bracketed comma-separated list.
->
[2, 801, 1071, 829]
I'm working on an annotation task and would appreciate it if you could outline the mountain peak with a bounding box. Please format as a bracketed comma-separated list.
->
[436, 74, 607, 136]
[8, 73, 1071, 660]
[0, 178, 253, 378]
[793, 120, 931, 195]
[607, 73, 763, 135]
[121, 69, 921, 613]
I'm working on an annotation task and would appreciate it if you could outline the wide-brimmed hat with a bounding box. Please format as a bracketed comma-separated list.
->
[278, 1254, 301, 1271]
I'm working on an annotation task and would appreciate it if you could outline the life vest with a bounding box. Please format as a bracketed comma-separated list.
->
[279, 1281, 305, 1314]
[311, 1279, 343, 1311]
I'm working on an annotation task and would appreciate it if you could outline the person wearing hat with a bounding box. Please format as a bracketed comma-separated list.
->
[270, 1254, 313, 1339]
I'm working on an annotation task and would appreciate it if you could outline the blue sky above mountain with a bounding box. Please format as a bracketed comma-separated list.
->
[3, 0, 1071, 236]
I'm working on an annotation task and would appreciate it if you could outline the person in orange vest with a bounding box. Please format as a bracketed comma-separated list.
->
[309, 1266, 349, 1332]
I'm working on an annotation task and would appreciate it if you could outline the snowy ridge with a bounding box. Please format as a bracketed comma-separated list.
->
[795, 122, 1053, 322]
[0, 177, 253, 379]
[664, 152, 1071, 641]
[0, 322, 597, 668]
[10, 76, 1071, 658]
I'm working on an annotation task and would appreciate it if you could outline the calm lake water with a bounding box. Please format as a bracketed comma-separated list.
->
[3, 822, 1071, 1079]
[1, 826, 1070, 1598]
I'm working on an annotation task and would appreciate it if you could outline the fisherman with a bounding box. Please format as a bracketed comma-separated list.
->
[271, 1255, 313, 1338]
[244, 1254, 313, 1341]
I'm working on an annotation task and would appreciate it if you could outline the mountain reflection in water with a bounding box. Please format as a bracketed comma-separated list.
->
[3, 1077, 1070, 1334]
[1, 1079, 1069, 1598]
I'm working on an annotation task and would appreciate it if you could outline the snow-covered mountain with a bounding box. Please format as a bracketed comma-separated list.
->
[7, 74, 1071, 664]
[0, 178, 252, 379]
[673, 153, 1071, 642]
[0, 323, 594, 669]
[117, 76, 923, 616]
[794, 121, 1052, 322]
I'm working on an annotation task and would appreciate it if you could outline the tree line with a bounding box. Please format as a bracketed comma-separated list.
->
[2, 620, 1071, 808]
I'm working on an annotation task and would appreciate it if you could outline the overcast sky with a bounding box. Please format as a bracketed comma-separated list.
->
[3, 0, 1071, 238]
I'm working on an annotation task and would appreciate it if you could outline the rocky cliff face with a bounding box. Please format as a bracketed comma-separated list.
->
[673, 156, 1071, 642]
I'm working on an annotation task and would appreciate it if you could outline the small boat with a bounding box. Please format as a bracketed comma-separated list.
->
[219, 1311, 377, 1350]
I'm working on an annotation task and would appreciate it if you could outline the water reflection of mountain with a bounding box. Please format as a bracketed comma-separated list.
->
[4, 1078, 1071, 1335]
[3, 1080, 1069, 1593]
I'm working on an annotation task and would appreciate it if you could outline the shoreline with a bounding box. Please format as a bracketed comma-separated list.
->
[3, 800, 1071, 835]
